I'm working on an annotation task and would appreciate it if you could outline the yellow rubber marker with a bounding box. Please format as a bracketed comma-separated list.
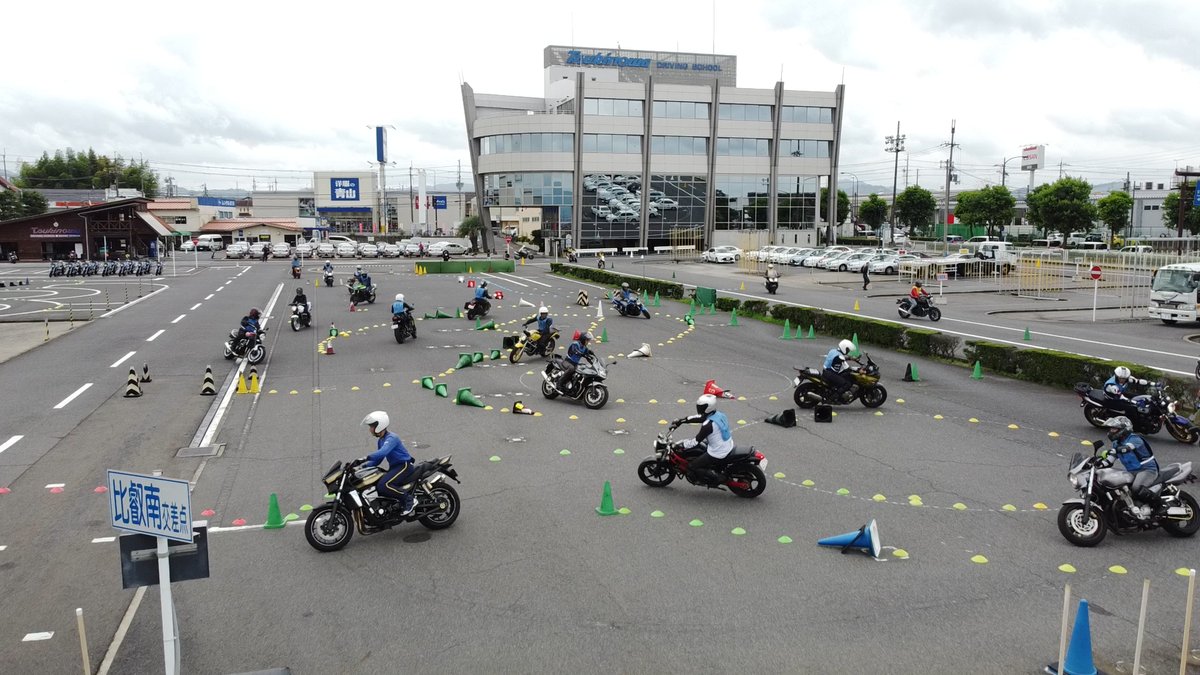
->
[382, 383, 391, 387]
[500, 408, 510, 413]
[658, 419, 669, 425]
[872, 494, 887, 502]
[1008, 423, 1019, 429]
[613, 449, 624, 455]
[1081, 440, 1092, 446]
[1002, 504, 1017, 511]
[801, 479, 814, 487]
[874, 411, 884, 416]
[836, 488, 850, 495]
[616, 418, 626, 423]
[1177, 568, 1192, 577]
[731, 527, 746, 536]
[971, 555, 988, 564]
[896, 398, 905, 404]
[489, 456, 501, 462]
[268, 389, 278, 394]
[412, 379, 420, 384]
[648, 399, 658, 404]
[313, 389, 321, 394]
[892, 549, 910, 559]
[909, 497, 924, 506]
[1034, 503, 1048, 510]
[769, 395, 778, 401]
[676, 399, 686, 404]
[737, 396, 747, 401]
[525, 371, 534, 375]
[778, 536, 793, 544]
[737, 419, 747, 425]
[533, 412, 543, 417]
[1048, 432, 1060, 437]
[657, 343, 664, 347]
[351, 386, 360, 391]
[832, 411, 838, 417]
[953, 503, 968, 510]
[568, 414, 578, 420]
[615, 398, 625, 404]
[933, 414, 944, 420]
[969, 418, 979, 424]
[1108, 565, 1127, 575]
[1058, 564, 1076, 573]
[289, 390, 298, 395]
[484, 406, 493, 411]
[618, 507, 631, 515]
[773, 472, 786, 479]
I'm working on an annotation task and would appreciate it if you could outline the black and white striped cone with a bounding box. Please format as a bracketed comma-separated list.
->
[200, 366, 217, 396]
[139, 362, 152, 383]
[123, 368, 142, 398]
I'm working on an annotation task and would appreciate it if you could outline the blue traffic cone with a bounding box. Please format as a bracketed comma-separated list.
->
[1050, 599, 1102, 675]
[816, 520, 880, 558]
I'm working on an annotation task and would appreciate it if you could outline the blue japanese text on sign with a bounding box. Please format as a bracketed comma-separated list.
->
[1193, 188, 1200, 207]
[433, 195, 447, 210]
[108, 470, 193, 543]
[330, 177, 360, 202]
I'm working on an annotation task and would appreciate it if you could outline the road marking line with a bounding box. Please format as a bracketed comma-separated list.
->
[171, 314, 186, 324]
[110, 351, 136, 368]
[0, 435, 24, 454]
[91, 537, 116, 544]
[190, 303, 202, 310]
[204, 294, 214, 300]
[481, 272, 528, 288]
[22, 632, 53, 642]
[146, 329, 165, 342]
[53, 383, 93, 409]
[499, 272, 551, 287]
[99, 284, 169, 318]
[215, 286, 224, 292]
[98, 586, 145, 675]
[45, 483, 65, 488]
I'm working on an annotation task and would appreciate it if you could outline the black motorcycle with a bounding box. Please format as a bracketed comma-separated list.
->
[541, 353, 610, 409]
[792, 353, 887, 408]
[611, 295, 651, 319]
[765, 277, 779, 294]
[464, 298, 490, 320]
[7, 251, 17, 263]
[347, 282, 377, 304]
[305, 455, 461, 552]
[1074, 380, 1197, 442]
[637, 424, 768, 498]
[897, 297, 941, 321]
[1057, 440, 1198, 547]
[224, 326, 266, 364]
[289, 302, 311, 331]
[392, 310, 416, 343]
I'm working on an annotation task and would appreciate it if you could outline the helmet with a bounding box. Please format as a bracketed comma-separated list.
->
[696, 393, 717, 416]
[1114, 366, 1131, 381]
[481, 281, 488, 288]
[249, 307, 261, 319]
[914, 281, 923, 288]
[538, 306, 548, 316]
[395, 293, 405, 302]
[356, 265, 362, 271]
[767, 263, 775, 269]
[296, 287, 303, 296]
[1103, 416, 1132, 441]
[838, 339, 854, 355]
[621, 282, 630, 290]
[579, 331, 593, 343]
[361, 410, 390, 432]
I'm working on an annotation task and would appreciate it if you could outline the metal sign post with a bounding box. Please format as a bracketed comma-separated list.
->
[1090, 265, 1102, 322]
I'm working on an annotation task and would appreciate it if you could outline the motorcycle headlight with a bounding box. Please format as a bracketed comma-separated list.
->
[1168, 401, 1177, 414]
[1071, 473, 1086, 489]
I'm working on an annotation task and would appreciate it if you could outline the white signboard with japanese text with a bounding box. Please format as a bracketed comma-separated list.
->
[108, 470, 193, 543]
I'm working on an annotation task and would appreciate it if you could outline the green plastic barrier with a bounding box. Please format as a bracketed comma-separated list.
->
[695, 287, 717, 307]
[419, 260, 516, 274]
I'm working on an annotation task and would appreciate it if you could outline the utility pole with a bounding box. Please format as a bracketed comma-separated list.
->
[1058, 160, 1064, 180]
[408, 163, 415, 224]
[904, 154, 910, 188]
[943, 120, 957, 245]
[885, 122, 905, 231]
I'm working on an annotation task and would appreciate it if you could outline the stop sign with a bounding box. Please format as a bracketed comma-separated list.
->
[505, 236, 512, 244]
[1090, 265, 1102, 281]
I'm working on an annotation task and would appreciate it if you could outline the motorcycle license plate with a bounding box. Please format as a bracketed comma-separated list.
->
[792, 377, 800, 387]
[758, 458, 768, 472]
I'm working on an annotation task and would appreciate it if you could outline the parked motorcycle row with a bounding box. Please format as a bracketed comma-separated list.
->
[47, 259, 162, 277]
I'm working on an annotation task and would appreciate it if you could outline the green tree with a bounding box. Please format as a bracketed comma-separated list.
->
[0, 189, 48, 220]
[457, 215, 486, 251]
[16, 148, 158, 197]
[1024, 177, 1096, 237]
[818, 188, 850, 225]
[953, 185, 1015, 238]
[859, 194, 888, 229]
[1096, 191, 1133, 242]
[1162, 182, 1200, 235]
[893, 185, 937, 235]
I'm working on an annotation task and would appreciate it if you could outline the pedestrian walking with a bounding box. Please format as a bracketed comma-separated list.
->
[861, 262, 870, 291]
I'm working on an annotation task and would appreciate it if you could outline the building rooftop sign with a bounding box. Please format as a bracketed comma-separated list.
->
[545, 45, 736, 86]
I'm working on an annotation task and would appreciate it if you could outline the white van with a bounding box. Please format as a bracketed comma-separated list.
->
[196, 234, 225, 251]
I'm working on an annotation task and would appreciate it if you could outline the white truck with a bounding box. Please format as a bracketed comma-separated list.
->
[1148, 262, 1200, 324]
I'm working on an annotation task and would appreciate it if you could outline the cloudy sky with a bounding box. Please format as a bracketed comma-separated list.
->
[2, 0, 1198, 195]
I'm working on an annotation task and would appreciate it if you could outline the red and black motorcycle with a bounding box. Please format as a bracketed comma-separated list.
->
[636, 422, 768, 498]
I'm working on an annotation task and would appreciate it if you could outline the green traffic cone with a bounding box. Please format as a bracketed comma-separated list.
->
[263, 493, 285, 529]
[454, 387, 486, 407]
[641, 290, 649, 304]
[851, 332, 860, 357]
[436, 309, 453, 319]
[456, 307, 462, 318]
[476, 320, 496, 331]
[475, 317, 481, 330]
[729, 308, 739, 326]
[423, 312, 437, 320]
[434, 383, 448, 397]
[489, 349, 502, 360]
[455, 353, 473, 369]
[780, 319, 791, 340]
[1023, 327, 1031, 341]
[420, 376, 435, 390]
[806, 325, 815, 339]
[652, 291, 660, 307]
[672, 270, 676, 279]
[971, 360, 984, 380]
[595, 480, 618, 516]
[600, 327, 608, 343]
[470, 352, 482, 363]
[684, 314, 694, 326]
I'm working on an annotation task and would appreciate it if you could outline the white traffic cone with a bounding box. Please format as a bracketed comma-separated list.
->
[626, 343, 651, 358]
[518, 298, 535, 308]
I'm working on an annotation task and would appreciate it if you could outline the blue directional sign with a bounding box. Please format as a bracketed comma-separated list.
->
[108, 470, 193, 543]
[433, 195, 447, 210]
[1193, 187, 1199, 207]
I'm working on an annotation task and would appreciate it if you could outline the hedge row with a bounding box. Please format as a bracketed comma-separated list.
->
[549, 265, 1194, 405]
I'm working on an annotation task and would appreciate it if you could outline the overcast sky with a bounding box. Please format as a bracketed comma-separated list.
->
[2, 0, 1198, 195]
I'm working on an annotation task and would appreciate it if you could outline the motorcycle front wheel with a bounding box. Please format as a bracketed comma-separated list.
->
[927, 307, 942, 322]
[1057, 503, 1107, 547]
[509, 346, 525, 363]
[641, 308, 651, 319]
[418, 484, 460, 530]
[223, 345, 234, 360]
[860, 385, 887, 408]
[1166, 419, 1200, 444]
[583, 384, 608, 409]
[1083, 404, 1109, 428]
[290, 316, 300, 332]
[367, 291, 376, 304]
[247, 344, 265, 365]
[637, 459, 675, 487]
[1162, 492, 1200, 538]
[305, 505, 354, 552]
[727, 465, 767, 498]
[793, 382, 819, 409]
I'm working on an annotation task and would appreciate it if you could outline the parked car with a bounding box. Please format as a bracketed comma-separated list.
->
[336, 243, 358, 258]
[358, 243, 380, 258]
[591, 205, 612, 219]
[403, 243, 422, 257]
[652, 197, 678, 210]
[248, 242, 268, 258]
[786, 248, 819, 266]
[380, 243, 402, 258]
[271, 243, 292, 258]
[316, 242, 336, 258]
[429, 241, 468, 256]
[294, 243, 314, 258]
[179, 240, 197, 253]
[196, 234, 225, 251]
[225, 242, 248, 259]
[702, 246, 742, 263]
[819, 250, 856, 270]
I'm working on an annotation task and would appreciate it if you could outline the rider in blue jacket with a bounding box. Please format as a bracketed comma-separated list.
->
[1103, 366, 1146, 419]
[360, 410, 416, 516]
[821, 339, 858, 402]
[522, 306, 554, 353]
[1104, 416, 1160, 520]
[618, 282, 637, 306]
[391, 293, 413, 316]
[551, 330, 593, 392]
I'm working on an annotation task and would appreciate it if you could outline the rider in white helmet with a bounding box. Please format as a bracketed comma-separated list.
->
[391, 293, 413, 317]
[671, 393, 734, 486]
[1103, 366, 1147, 419]
[821, 338, 859, 402]
[359, 411, 416, 517]
[522, 305, 554, 354]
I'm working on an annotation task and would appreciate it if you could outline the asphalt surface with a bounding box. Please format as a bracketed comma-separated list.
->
[1, 255, 1198, 674]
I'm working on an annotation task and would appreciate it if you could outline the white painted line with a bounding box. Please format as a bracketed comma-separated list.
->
[45, 483, 65, 489]
[91, 537, 116, 544]
[190, 303, 202, 311]
[22, 632, 53, 642]
[53, 383, 93, 409]
[204, 294, 214, 300]
[97, 586, 145, 675]
[482, 272, 527, 288]
[215, 286, 224, 292]
[146, 329, 165, 342]
[224, 281, 232, 286]
[110, 351, 136, 368]
[0, 435, 23, 454]
[99, 284, 169, 318]
[500, 272, 552, 287]
[0, 545, 6, 551]
[171, 314, 186, 324]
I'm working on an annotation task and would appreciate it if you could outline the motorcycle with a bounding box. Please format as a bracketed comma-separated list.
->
[611, 295, 652, 319]
[223, 326, 267, 364]
[291, 265, 301, 279]
[8, 251, 17, 263]
[508, 327, 559, 363]
[765, 277, 779, 294]
[347, 282, 377, 304]
[289, 302, 311, 331]
[463, 298, 490, 320]
[567, 251, 578, 263]
[897, 296, 941, 321]
[792, 352, 887, 408]
[392, 310, 416, 343]
[323, 271, 334, 287]
[1074, 380, 1196, 441]
[636, 423, 768, 498]
[1057, 440, 1199, 547]
[304, 455, 461, 552]
[540, 353, 610, 409]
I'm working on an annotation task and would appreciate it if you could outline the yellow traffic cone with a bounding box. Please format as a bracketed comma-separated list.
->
[236, 373, 249, 394]
[854, 298, 860, 312]
[249, 367, 260, 394]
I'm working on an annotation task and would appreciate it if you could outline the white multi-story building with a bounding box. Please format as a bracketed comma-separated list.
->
[462, 45, 846, 251]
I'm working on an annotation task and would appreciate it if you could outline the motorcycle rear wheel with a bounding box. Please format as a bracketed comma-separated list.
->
[727, 465, 767, 498]
[394, 326, 406, 344]
[305, 505, 354, 552]
[541, 378, 560, 399]
[860, 385, 887, 408]
[793, 382, 819, 409]
[1083, 404, 1109, 428]
[1161, 492, 1200, 538]
[542, 338, 556, 355]
[637, 459, 675, 487]
[1057, 503, 1107, 547]
[897, 308, 911, 319]
[418, 484, 460, 530]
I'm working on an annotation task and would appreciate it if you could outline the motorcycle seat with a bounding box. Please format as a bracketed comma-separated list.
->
[715, 445, 755, 464]
[1154, 462, 1190, 485]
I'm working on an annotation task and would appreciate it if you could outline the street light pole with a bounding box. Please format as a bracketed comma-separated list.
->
[999, 156, 1019, 188]
[840, 172, 858, 226]
[885, 122, 905, 239]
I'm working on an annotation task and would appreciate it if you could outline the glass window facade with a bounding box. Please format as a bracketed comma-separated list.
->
[652, 101, 710, 120]
[646, 175, 707, 241]
[777, 175, 819, 230]
[582, 134, 643, 154]
[580, 172, 643, 245]
[649, 136, 708, 156]
[483, 172, 573, 240]
[718, 103, 773, 122]
[778, 139, 831, 159]
[716, 137, 771, 157]
[714, 175, 770, 230]
[780, 106, 834, 124]
[583, 98, 644, 117]
[480, 133, 574, 155]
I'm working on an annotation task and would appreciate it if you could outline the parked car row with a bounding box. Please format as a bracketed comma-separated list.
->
[216, 238, 468, 260]
[584, 174, 677, 222]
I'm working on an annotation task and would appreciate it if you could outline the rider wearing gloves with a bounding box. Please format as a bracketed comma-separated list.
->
[765, 264, 780, 282]
[353, 265, 371, 288]
[673, 394, 734, 485]
[359, 411, 416, 517]
[1103, 416, 1160, 519]
[391, 293, 413, 316]
[553, 330, 593, 393]
[822, 339, 859, 402]
[236, 308, 264, 351]
[1103, 366, 1147, 419]
[322, 260, 334, 276]
[619, 282, 637, 304]
[472, 280, 492, 312]
[292, 287, 311, 321]
[522, 306, 554, 353]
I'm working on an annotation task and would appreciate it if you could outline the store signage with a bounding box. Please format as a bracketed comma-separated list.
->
[565, 49, 721, 72]
[330, 177, 360, 202]
[197, 197, 236, 208]
[30, 225, 81, 238]
[433, 196, 447, 210]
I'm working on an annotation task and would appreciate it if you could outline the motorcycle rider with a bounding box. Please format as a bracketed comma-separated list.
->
[322, 259, 334, 282]
[291, 287, 311, 322]
[1102, 416, 1161, 520]
[617, 282, 637, 308]
[358, 411, 416, 517]
[552, 330, 593, 393]
[522, 306, 554, 354]
[472, 280, 492, 313]
[1103, 366, 1148, 419]
[908, 280, 931, 311]
[822, 339, 859, 402]
[391, 293, 414, 317]
[290, 254, 302, 277]
[672, 393, 734, 485]
[765, 263, 780, 283]
[236, 308, 264, 353]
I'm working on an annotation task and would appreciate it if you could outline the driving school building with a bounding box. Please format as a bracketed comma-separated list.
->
[0, 198, 174, 261]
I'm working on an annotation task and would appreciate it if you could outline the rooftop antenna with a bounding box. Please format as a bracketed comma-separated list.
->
[571, 11, 574, 45]
[712, 0, 716, 53]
